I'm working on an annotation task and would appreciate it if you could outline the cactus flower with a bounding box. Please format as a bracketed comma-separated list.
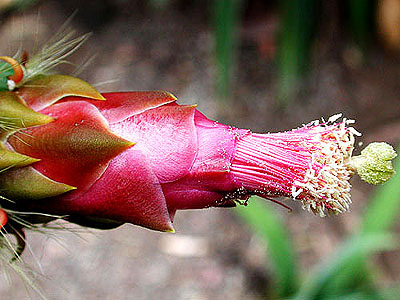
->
[0, 40, 397, 233]
[0, 72, 397, 232]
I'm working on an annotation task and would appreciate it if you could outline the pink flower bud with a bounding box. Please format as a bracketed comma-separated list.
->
[2, 82, 395, 232]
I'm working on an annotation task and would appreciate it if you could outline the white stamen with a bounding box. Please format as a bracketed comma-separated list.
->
[328, 113, 342, 123]
[292, 115, 356, 216]
[7, 80, 15, 91]
[349, 127, 362, 136]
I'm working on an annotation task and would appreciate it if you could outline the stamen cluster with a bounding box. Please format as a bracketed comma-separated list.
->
[231, 114, 360, 216]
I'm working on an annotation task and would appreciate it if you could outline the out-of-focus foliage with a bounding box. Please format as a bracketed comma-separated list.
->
[236, 200, 299, 298]
[0, 0, 38, 14]
[347, 0, 375, 50]
[212, 0, 241, 104]
[236, 144, 400, 299]
[212, 0, 400, 105]
[276, 0, 316, 105]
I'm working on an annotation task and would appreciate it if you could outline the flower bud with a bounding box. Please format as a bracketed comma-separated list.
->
[350, 142, 397, 185]
[0, 75, 397, 231]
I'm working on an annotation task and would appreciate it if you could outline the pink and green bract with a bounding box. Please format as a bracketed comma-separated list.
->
[1, 73, 385, 232]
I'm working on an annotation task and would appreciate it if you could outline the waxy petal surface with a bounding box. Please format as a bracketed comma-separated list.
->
[164, 185, 226, 211]
[0, 166, 76, 200]
[192, 110, 240, 176]
[17, 75, 105, 111]
[9, 101, 134, 190]
[45, 148, 173, 231]
[162, 111, 244, 211]
[110, 104, 197, 183]
[83, 91, 177, 124]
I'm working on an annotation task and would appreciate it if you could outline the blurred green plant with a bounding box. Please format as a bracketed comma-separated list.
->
[211, 0, 384, 106]
[276, 0, 317, 105]
[0, 0, 39, 14]
[212, 0, 241, 104]
[211, 0, 318, 106]
[236, 144, 400, 299]
[348, 0, 375, 50]
[236, 199, 299, 298]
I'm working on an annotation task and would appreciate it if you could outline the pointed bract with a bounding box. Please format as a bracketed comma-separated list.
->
[0, 145, 40, 170]
[0, 91, 53, 132]
[9, 101, 135, 190]
[16, 75, 105, 111]
[0, 166, 76, 200]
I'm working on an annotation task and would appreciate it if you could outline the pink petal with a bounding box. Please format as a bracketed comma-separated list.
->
[47, 148, 173, 231]
[162, 111, 246, 211]
[110, 104, 198, 183]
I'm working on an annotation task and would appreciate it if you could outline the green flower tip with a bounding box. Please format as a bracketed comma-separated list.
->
[350, 142, 397, 185]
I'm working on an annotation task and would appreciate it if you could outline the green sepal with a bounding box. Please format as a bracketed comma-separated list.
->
[9, 100, 135, 190]
[17, 75, 106, 111]
[0, 166, 76, 200]
[0, 144, 40, 170]
[0, 91, 53, 133]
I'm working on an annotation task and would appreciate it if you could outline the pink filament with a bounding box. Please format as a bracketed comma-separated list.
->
[231, 129, 325, 198]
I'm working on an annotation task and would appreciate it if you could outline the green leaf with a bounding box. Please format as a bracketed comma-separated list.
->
[315, 288, 400, 300]
[347, 0, 374, 49]
[235, 197, 298, 297]
[295, 233, 398, 300]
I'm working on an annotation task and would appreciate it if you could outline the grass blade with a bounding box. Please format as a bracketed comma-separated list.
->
[295, 233, 398, 300]
[235, 197, 299, 297]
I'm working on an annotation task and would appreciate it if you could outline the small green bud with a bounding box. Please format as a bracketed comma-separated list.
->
[350, 142, 397, 185]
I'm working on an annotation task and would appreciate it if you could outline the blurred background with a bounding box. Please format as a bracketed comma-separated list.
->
[1, 0, 400, 299]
